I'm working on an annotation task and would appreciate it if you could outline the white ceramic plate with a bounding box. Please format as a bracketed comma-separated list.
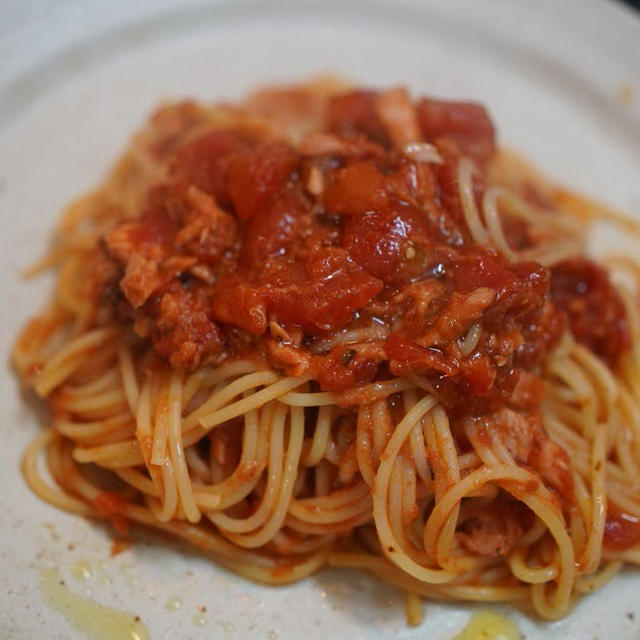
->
[1, 1, 640, 638]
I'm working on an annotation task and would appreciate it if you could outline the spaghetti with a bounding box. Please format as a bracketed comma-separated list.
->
[13, 82, 640, 622]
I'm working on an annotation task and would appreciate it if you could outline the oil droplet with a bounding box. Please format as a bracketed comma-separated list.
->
[165, 597, 183, 612]
[218, 620, 234, 632]
[70, 561, 92, 582]
[119, 563, 138, 587]
[267, 631, 280, 640]
[193, 613, 208, 626]
[454, 610, 520, 640]
[40, 567, 149, 640]
[95, 561, 112, 586]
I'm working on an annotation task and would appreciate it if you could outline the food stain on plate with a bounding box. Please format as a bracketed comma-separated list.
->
[40, 567, 149, 640]
[69, 560, 92, 582]
[192, 612, 208, 627]
[68, 559, 111, 586]
[615, 82, 636, 106]
[217, 619, 234, 632]
[454, 610, 521, 640]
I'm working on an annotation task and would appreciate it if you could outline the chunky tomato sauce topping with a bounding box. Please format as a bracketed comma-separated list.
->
[603, 510, 640, 552]
[550, 258, 630, 364]
[100, 87, 629, 420]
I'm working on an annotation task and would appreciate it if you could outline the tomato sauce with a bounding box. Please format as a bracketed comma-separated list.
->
[93, 492, 130, 536]
[550, 258, 630, 364]
[100, 87, 630, 417]
[603, 511, 640, 552]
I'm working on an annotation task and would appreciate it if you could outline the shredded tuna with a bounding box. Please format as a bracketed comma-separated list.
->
[266, 339, 312, 378]
[148, 283, 223, 370]
[299, 131, 383, 158]
[176, 186, 236, 260]
[492, 407, 541, 463]
[488, 407, 574, 503]
[403, 141, 443, 164]
[375, 88, 422, 148]
[529, 438, 574, 502]
[419, 287, 496, 348]
[458, 504, 523, 557]
[120, 254, 162, 308]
